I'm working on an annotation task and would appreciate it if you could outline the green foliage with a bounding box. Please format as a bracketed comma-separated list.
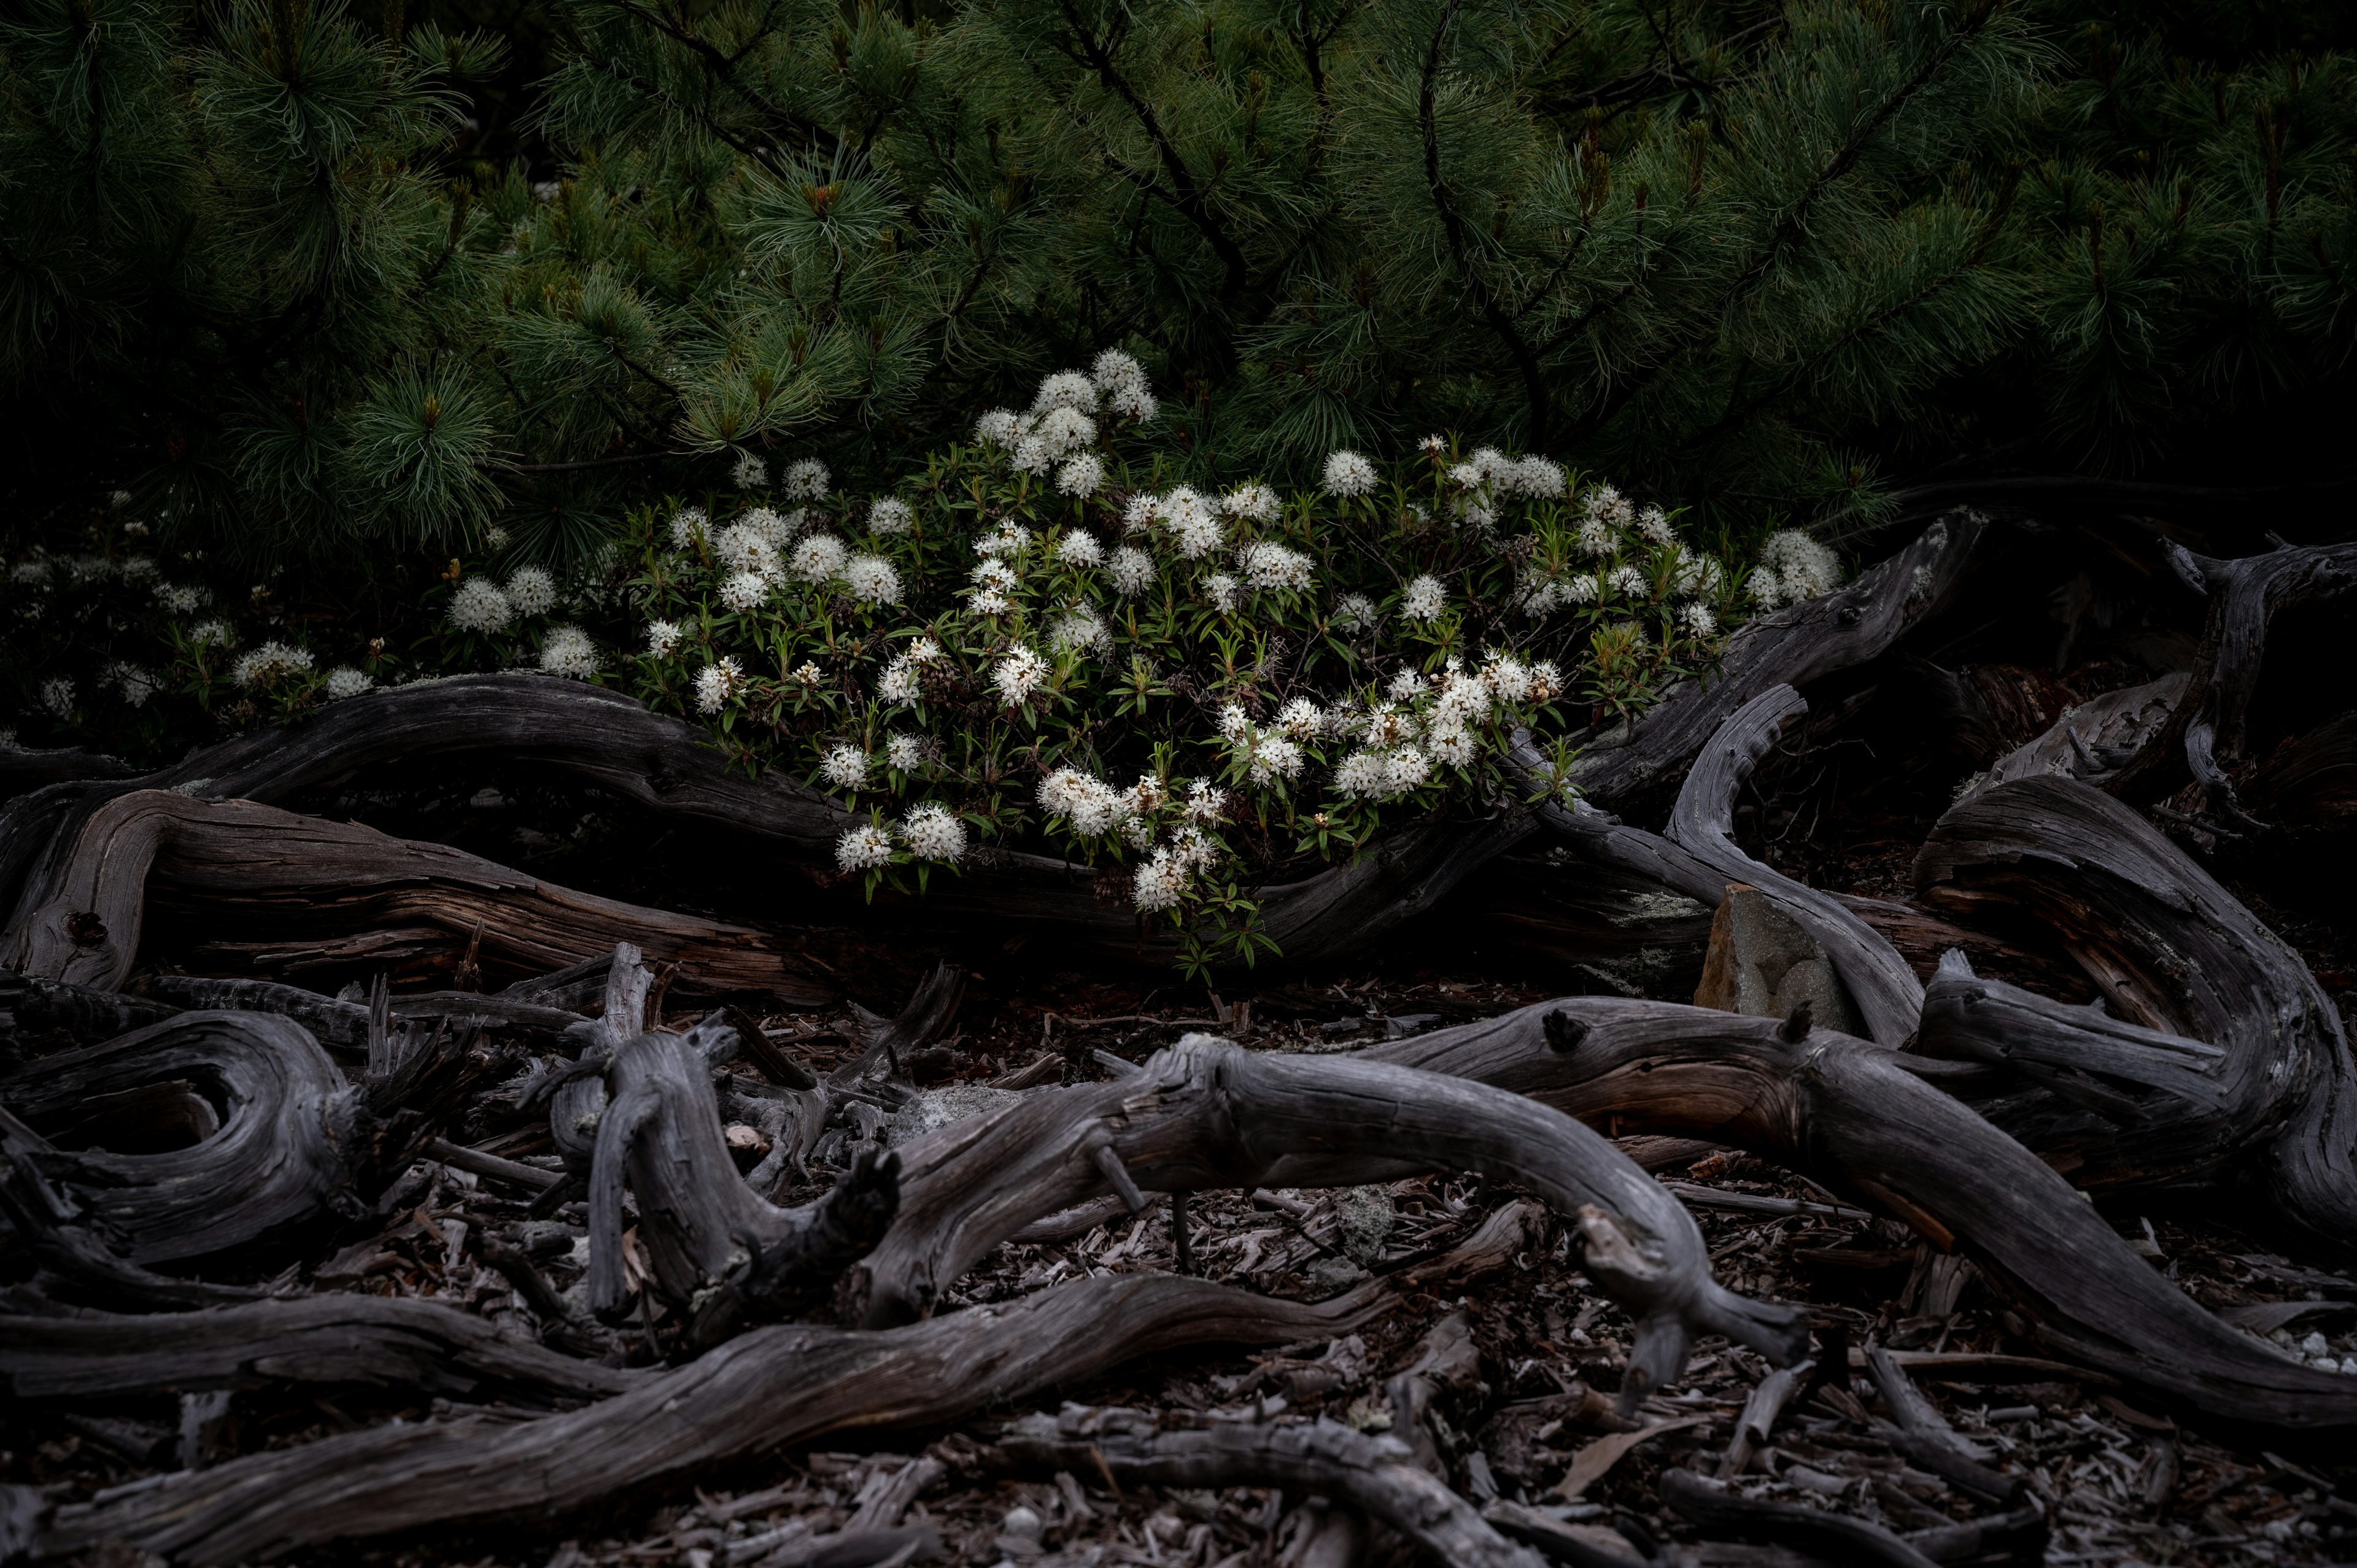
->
[7, 0, 2355, 572]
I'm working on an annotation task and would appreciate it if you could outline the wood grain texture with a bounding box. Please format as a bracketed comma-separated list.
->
[2, 790, 835, 1003]
[1917, 774, 2357, 1246]
[1364, 999, 2357, 1428]
[1664, 686, 1924, 1044]
[22, 1273, 1393, 1565]
[860, 1035, 1807, 1402]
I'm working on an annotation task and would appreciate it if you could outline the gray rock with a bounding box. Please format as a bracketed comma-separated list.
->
[886, 1083, 1026, 1146]
[1693, 884, 1862, 1036]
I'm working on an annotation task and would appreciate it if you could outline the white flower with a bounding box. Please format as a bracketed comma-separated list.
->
[1057, 530, 1105, 568]
[1333, 749, 1388, 797]
[899, 803, 967, 863]
[505, 566, 557, 616]
[1032, 406, 1097, 460]
[1401, 574, 1447, 622]
[821, 744, 869, 791]
[1323, 450, 1378, 497]
[694, 657, 744, 714]
[969, 589, 1012, 616]
[1448, 462, 1484, 490]
[739, 506, 797, 547]
[1205, 573, 1240, 613]
[1419, 435, 1449, 455]
[1387, 668, 1427, 702]
[844, 554, 903, 606]
[1514, 457, 1566, 498]
[1033, 370, 1099, 414]
[233, 641, 314, 689]
[1637, 506, 1675, 546]
[1530, 661, 1563, 701]
[732, 452, 768, 490]
[1050, 606, 1111, 656]
[792, 534, 850, 582]
[1761, 529, 1843, 603]
[781, 458, 830, 500]
[1040, 768, 1134, 836]
[155, 583, 210, 614]
[104, 662, 158, 708]
[1057, 452, 1106, 496]
[189, 619, 236, 647]
[37, 678, 74, 718]
[1217, 703, 1255, 742]
[1609, 565, 1650, 598]
[886, 734, 926, 772]
[972, 558, 1020, 598]
[1237, 541, 1314, 593]
[993, 644, 1049, 706]
[1133, 851, 1190, 912]
[1428, 725, 1478, 767]
[646, 620, 684, 657]
[449, 578, 513, 633]
[1091, 350, 1151, 419]
[1386, 746, 1433, 792]
[715, 527, 781, 577]
[877, 639, 940, 704]
[976, 523, 1032, 558]
[1678, 603, 1717, 637]
[670, 505, 711, 547]
[1121, 493, 1158, 533]
[836, 823, 895, 871]
[538, 625, 599, 678]
[1183, 779, 1226, 823]
[1432, 671, 1491, 729]
[974, 409, 1024, 447]
[1275, 698, 1327, 740]
[1582, 484, 1635, 529]
[1576, 519, 1617, 557]
[1248, 733, 1304, 784]
[324, 666, 374, 701]
[1158, 489, 1222, 558]
[869, 497, 915, 536]
[720, 570, 771, 611]
[1333, 593, 1378, 632]
[1109, 545, 1155, 596]
[1362, 703, 1416, 747]
[1565, 573, 1600, 605]
[1482, 655, 1533, 703]
[1221, 482, 1280, 522]
[1012, 436, 1053, 474]
[1747, 566, 1785, 609]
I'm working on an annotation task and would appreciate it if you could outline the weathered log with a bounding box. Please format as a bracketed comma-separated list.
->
[858, 1035, 1807, 1405]
[832, 964, 966, 1084]
[1955, 673, 2188, 803]
[1000, 1405, 1546, 1568]
[1561, 512, 1987, 806]
[1664, 686, 1922, 1043]
[1364, 1000, 2357, 1428]
[0, 1294, 640, 1404]
[1916, 775, 2357, 1244]
[2, 789, 834, 1003]
[14, 1272, 1394, 1565]
[138, 976, 587, 1052]
[1658, 1469, 1940, 1568]
[3, 971, 182, 1044]
[2106, 539, 2357, 825]
[1, 1011, 357, 1266]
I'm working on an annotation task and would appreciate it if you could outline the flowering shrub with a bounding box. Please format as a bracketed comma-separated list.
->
[4, 354, 1848, 976]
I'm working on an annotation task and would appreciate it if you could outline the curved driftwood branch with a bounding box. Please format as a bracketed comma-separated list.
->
[858, 1035, 1806, 1404]
[2107, 540, 2357, 825]
[0, 1295, 641, 1404]
[1664, 686, 1924, 1044]
[18, 1273, 1394, 1566]
[1562, 512, 1987, 806]
[1, 789, 835, 1004]
[1955, 672, 2188, 804]
[1658, 1469, 1941, 1568]
[1366, 1000, 2357, 1429]
[1917, 774, 2357, 1245]
[1001, 1405, 1545, 1568]
[1, 1011, 357, 1267]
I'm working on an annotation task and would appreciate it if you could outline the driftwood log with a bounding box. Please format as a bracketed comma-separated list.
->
[1366, 1000, 2357, 1428]
[10, 1273, 1396, 1564]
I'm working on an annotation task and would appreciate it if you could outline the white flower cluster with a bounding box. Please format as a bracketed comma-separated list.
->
[694, 656, 744, 714]
[1323, 450, 1378, 498]
[1216, 703, 1312, 784]
[538, 625, 598, 679]
[834, 802, 969, 873]
[1748, 530, 1843, 609]
[448, 577, 513, 633]
[1132, 825, 1222, 913]
[324, 666, 374, 701]
[1039, 767, 1165, 844]
[105, 662, 158, 708]
[878, 638, 944, 703]
[869, 497, 915, 535]
[732, 452, 767, 490]
[1237, 540, 1314, 594]
[1331, 655, 1559, 797]
[992, 643, 1050, 706]
[232, 641, 314, 690]
[781, 458, 830, 501]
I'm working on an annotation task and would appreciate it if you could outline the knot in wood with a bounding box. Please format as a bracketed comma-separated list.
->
[65, 911, 108, 949]
[1542, 1009, 1590, 1052]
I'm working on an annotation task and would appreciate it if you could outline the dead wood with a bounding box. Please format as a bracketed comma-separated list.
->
[1365, 999, 2357, 1427]
[1916, 775, 2357, 1245]
[1, 1010, 357, 1267]
[1560, 513, 1987, 808]
[858, 1035, 1807, 1404]
[0, 1294, 640, 1403]
[1, 789, 835, 1003]
[1663, 686, 1922, 1045]
[999, 1404, 1547, 1568]
[2105, 539, 2357, 825]
[1956, 672, 2188, 803]
[13, 1272, 1395, 1565]
[1657, 1469, 1941, 1568]
[3, 971, 182, 1043]
[832, 964, 966, 1084]
[139, 975, 586, 1051]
